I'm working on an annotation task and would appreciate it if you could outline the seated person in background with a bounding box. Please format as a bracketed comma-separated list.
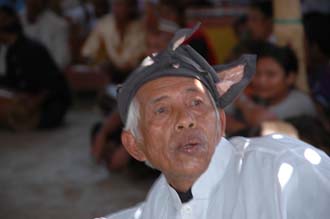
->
[87, 0, 146, 171]
[64, 0, 110, 31]
[98, 24, 330, 219]
[233, 15, 248, 42]
[225, 42, 317, 136]
[228, 1, 275, 61]
[64, 0, 110, 63]
[20, 0, 70, 69]
[246, 1, 275, 43]
[0, 6, 71, 130]
[81, 0, 146, 84]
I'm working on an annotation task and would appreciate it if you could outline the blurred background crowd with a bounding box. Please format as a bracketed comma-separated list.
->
[0, 0, 330, 187]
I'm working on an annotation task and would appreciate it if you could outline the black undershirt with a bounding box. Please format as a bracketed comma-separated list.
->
[175, 188, 193, 203]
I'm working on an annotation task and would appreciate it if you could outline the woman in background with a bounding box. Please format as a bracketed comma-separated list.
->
[226, 42, 317, 136]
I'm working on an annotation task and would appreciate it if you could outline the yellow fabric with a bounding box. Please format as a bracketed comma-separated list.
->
[203, 26, 237, 64]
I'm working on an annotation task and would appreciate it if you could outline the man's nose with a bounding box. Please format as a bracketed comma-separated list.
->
[175, 110, 196, 131]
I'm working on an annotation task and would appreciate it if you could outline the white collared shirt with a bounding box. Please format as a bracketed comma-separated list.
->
[102, 135, 330, 219]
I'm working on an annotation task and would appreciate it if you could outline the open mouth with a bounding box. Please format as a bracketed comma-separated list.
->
[177, 138, 204, 154]
[182, 143, 199, 153]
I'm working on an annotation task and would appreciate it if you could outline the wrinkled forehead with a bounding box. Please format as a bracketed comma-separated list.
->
[135, 76, 208, 104]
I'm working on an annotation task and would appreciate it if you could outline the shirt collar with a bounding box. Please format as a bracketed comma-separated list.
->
[167, 137, 233, 208]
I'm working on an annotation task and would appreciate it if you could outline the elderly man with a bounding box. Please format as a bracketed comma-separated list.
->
[100, 25, 330, 219]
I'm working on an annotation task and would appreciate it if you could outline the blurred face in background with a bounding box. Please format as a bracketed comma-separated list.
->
[158, 3, 184, 27]
[92, 0, 110, 18]
[252, 56, 295, 105]
[247, 8, 272, 41]
[26, 0, 45, 23]
[112, 0, 135, 23]
[48, 0, 61, 14]
[158, 4, 178, 23]
[145, 30, 172, 55]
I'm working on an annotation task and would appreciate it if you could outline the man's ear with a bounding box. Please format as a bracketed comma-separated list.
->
[121, 131, 146, 162]
[213, 54, 256, 108]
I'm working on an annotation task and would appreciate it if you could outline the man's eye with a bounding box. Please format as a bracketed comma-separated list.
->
[192, 99, 203, 106]
[155, 107, 167, 114]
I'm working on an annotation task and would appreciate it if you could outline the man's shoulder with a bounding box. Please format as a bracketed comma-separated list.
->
[283, 89, 315, 110]
[229, 134, 330, 181]
[229, 134, 321, 159]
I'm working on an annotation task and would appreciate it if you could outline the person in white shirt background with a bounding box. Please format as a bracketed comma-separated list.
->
[95, 24, 330, 219]
[20, 0, 70, 69]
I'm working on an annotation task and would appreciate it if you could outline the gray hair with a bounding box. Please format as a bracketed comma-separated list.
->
[124, 98, 141, 139]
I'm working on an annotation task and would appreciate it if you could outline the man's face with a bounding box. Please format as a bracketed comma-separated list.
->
[252, 57, 294, 104]
[112, 0, 131, 22]
[125, 76, 224, 187]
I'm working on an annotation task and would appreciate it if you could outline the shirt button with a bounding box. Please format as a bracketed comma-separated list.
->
[183, 205, 192, 214]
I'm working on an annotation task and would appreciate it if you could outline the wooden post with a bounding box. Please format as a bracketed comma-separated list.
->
[273, 0, 309, 92]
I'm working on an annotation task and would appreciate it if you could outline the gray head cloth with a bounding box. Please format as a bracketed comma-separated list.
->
[117, 23, 256, 124]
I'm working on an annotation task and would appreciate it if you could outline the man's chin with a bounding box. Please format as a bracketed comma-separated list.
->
[175, 160, 210, 177]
